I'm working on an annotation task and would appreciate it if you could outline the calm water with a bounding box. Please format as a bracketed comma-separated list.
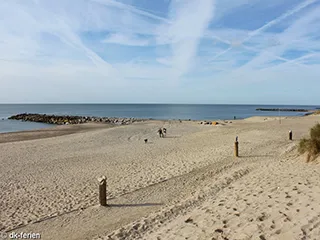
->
[0, 104, 318, 133]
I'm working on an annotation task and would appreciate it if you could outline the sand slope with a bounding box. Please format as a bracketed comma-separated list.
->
[139, 156, 320, 240]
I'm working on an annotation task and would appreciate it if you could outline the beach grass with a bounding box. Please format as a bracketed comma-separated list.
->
[299, 123, 320, 162]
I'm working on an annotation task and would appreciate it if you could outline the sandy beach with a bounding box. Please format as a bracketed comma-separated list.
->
[1, 116, 320, 240]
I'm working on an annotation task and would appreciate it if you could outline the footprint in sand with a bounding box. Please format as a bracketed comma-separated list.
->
[185, 217, 198, 227]
[279, 211, 291, 222]
[205, 209, 214, 214]
[257, 213, 268, 222]
[259, 234, 267, 240]
[185, 217, 193, 224]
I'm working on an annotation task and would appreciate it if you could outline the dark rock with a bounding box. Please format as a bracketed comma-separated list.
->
[256, 108, 311, 112]
[8, 113, 143, 126]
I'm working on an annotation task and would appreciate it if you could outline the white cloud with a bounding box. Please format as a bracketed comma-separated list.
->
[230, 3, 320, 74]
[204, 0, 318, 67]
[156, 58, 172, 66]
[0, 0, 320, 103]
[155, 0, 216, 78]
[244, 0, 318, 42]
[102, 33, 150, 46]
[92, 0, 171, 24]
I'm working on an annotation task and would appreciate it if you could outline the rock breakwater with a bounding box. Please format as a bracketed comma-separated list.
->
[256, 108, 312, 112]
[8, 113, 145, 125]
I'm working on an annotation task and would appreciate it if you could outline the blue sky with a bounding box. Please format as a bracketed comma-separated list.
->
[1, 0, 320, 104]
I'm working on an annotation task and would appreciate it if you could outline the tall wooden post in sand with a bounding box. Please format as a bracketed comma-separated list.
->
[98, 176, 107, 206]
[234, 136, 239, 157]
[289, 130, 293, 141]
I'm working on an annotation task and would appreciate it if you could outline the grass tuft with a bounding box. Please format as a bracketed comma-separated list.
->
[299, 123, 320, 162]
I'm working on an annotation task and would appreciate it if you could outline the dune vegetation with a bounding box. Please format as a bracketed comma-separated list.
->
[299, 123, 320, 162]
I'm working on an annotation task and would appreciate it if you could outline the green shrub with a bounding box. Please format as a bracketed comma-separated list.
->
[299, 123, 320, 162]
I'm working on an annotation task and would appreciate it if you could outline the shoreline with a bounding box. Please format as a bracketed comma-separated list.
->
[0, 123, 116, 144]
[1, 113, 307, 138]
[0, 116, 288, 144]
[0, 115, 305, 144]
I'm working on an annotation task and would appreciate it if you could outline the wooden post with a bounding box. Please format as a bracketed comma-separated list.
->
[98, 176, 107, 206]
[234, 141, 239, 157]
[289, 130, 293, 140]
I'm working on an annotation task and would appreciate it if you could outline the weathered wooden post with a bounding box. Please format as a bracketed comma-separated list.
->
[234, 136, 239, 157]
[98, 176, 107, 206]
[289, 130, 293, 140]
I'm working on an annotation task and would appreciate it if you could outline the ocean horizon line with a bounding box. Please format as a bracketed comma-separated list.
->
[0, 103, 319, 106]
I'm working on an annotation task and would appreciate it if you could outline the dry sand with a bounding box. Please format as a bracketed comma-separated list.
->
[0, 116, 320, 240]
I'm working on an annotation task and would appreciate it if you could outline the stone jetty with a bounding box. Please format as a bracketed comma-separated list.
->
[256, 108, 312, 112]
[8, 113, 145, 125]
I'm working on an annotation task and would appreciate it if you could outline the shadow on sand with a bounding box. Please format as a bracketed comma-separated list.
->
[106, 203, 163, 208]
[163, 135, 181, 139]
[238, 155, 275, 158]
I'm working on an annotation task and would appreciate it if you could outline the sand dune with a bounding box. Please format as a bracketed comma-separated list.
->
[1, 116, 320, 240]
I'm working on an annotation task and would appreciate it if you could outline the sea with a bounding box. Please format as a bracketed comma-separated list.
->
[0, 104, 318, 133]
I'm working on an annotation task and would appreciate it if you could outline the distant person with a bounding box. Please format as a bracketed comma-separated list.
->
[234, 116, 236, 120]
[157, 128, 163, 138]
[162, 128, 167, 137]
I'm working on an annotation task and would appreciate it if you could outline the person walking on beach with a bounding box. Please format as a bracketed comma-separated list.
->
[158, 128, 163, 138]
[163, 128, 167, 137]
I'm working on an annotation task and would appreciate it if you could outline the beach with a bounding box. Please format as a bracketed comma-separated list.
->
[1, 116, 320, 239]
